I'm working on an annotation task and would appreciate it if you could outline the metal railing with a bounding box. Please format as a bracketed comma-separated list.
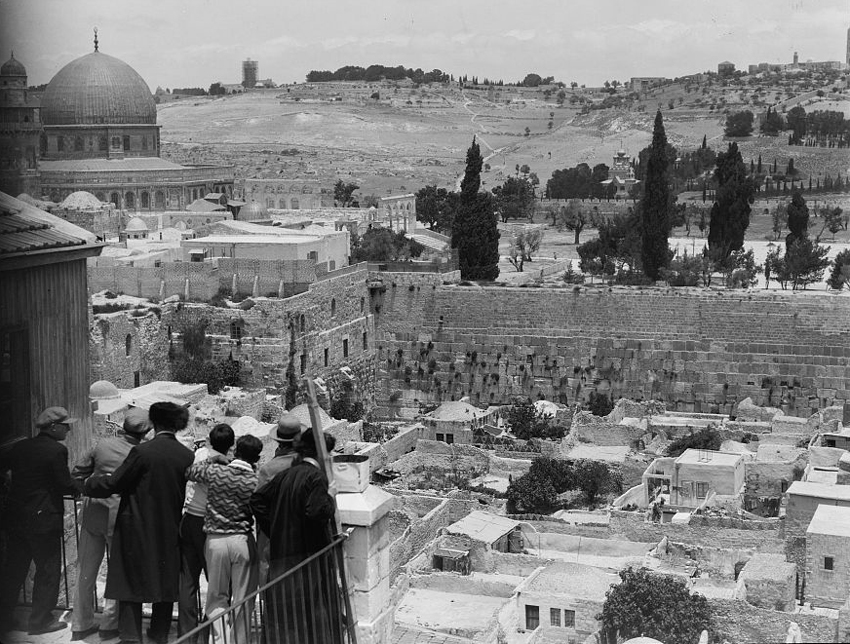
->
[175, 535, 357, 644]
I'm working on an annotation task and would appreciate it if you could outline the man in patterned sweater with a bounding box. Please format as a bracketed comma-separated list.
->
[186, 434, 263, 643]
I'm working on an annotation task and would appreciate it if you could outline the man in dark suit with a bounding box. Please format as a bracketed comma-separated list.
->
[86, 401, 194, 644]
[0, 406, 82, 636]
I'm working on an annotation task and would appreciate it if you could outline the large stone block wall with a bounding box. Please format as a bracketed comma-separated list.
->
[375, 285, 850, 417]
[90, 310, 169, 387]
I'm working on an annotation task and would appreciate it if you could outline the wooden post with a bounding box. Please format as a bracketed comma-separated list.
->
[303, 375, 342, 535]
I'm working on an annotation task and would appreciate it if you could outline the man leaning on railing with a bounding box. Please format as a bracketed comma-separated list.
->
[250, 430, 343, 644]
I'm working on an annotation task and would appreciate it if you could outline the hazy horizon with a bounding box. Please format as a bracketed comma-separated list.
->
[1, 0, 848, 89]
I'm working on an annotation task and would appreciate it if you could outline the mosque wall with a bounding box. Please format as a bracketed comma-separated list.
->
[374, 283, 850, 418]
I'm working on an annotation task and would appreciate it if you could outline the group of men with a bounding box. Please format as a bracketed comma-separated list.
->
[0, 404, 339, 644]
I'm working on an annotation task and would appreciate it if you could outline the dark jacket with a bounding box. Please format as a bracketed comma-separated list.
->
[250, 460, 335, 570]
[86, 432, 193, 602]
[0, 433, 80, 534]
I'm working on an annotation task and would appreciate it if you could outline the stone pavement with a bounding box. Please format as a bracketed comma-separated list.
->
[392, 624, 476, 644]
[1, 609, 182, 644]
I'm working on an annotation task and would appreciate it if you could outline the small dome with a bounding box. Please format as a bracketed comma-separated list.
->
[60, 191, 102, 210]
[41, 51, 156, 126]
[90, 380, 120, 399]
[243, 201, 267, 219]
[1, 53, 26, 77]
[125, 216, 149, 232]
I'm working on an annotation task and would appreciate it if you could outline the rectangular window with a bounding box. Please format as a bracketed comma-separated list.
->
[550, 608, 561, 627]
[445, 433, 454, 444]
[525, 605, 540, 631]
[436, 433, 444, 442]
[342, 338, 349, 358]
[122, 135, 131, 151]
[695, 482, 709, 499]
[300, 353, 307, 375]
[563, 609, 575, 628]
[824, 556, 835, 571]
[324, 348, 329, 367]
[362, 332, 368, 351]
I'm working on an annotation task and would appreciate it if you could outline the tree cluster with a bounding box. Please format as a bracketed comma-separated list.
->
[506, 456, 623, 513]
[350, 228, 425, 263]
[507, 228, 544, 272]
[306, 65, 450, 84]
[493, 176, 537, 222]
[545, 163, 613, 200]
[724, 110, 754, 137]
[577, 209, 643, 282]
[334, 180, 360, 207]
[665, 426, 722, 457]
[415, 185, 459, 233]
[597, 567, 713, 644]
[504, 398, 566, 440]
[169, 318, 241, 395]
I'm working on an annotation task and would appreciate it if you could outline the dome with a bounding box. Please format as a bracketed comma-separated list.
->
[41, 51, 157, 126]
[125, 216, 149, 232]
[1, 53, 26, 77]
[60, 191, 102, 210]
[243, 201, 267, 218]
[90, 380, 120, 399]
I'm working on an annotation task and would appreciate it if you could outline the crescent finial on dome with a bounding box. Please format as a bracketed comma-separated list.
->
[93, 27, 99, 52]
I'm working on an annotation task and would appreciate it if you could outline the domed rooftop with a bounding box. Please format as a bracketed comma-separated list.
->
[125, 216, 149, 232]
[60, 191, 102, 210]
[90, 380, 120, 399]
[41, 51, 157, 126]
[243, 201, 267, 219]
[1, 52, 26, 77]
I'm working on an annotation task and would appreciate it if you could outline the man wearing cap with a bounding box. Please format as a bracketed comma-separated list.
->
[85, 401, 194, 644]
[69, 407, 152, 641]
[0, 407, 82, 636]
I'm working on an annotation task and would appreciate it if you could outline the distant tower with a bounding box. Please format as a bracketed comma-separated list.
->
[846, 25, 850, 67]
[793, 51, 799, 66]
[242, 58, 258, 89]
[0, 52, 41, 196]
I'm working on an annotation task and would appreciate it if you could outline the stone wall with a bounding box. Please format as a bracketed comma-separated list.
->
[375, 285, 850, 417]
[90, 310, 169, 387]
[608, 510, 785, 550]
[709, 598, 837, 643]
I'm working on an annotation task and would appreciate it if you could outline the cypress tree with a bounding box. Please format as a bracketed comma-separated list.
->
[757, 154, 762, 174]
[452, 137, 500, 280]
[639, 110, 672, 280]
[701, 134, 707, 149]
[707, 142, 756, 261]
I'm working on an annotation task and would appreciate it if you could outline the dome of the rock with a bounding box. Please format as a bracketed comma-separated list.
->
[41, 51, 157, 126]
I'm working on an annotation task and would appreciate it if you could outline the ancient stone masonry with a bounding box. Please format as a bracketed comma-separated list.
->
[163, 265, 377, 405]
[90, 309, 168, 388]
[374, 283, 850, 417]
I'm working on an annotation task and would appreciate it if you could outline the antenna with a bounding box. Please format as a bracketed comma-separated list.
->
[93, 27, 99, 52]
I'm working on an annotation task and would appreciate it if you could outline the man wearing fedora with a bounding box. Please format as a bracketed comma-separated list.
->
[70, 407, 152, 641]
[0, 406, 82, 636]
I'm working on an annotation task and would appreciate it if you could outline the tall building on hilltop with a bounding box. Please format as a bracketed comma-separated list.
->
[242, 58, 258, 88]
[0, 53, 41, 196]
[846, 24, 850, 67]
[5, 33, 234, 209]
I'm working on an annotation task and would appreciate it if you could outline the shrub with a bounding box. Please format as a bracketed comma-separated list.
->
[588, 392, 614, 417]
[665, 426, 722, 457]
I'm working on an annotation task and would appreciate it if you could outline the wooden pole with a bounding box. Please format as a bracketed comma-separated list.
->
[303, 375, 342, 535]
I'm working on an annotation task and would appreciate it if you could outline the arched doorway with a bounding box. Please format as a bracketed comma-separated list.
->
[141, 191, 150, 209]
[110, 192, 120, 207]
[154, 190, 165, 209]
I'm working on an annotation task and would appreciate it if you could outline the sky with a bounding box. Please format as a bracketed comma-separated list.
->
[1, 0, 848, 89]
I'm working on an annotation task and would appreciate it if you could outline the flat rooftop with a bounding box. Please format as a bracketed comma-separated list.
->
[184, 234, 322, 245]
[523, 562, 619, 600]
[445, 511, 519, 544]
[787, 481, 850, 502]
[807, 504, 850, 537]
[675, 449, 743, 467]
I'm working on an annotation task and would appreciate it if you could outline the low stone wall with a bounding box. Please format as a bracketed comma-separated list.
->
[408, 571, 516, 598]
[709, 599, 837, 643]
[381, 425, 420, 465]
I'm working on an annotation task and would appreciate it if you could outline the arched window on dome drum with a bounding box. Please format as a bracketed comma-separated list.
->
[98, 136, 107, 151]
[141, 192, 150, 209]
[74, 136, 83, 152]
[125, 334, 132, 357]
[125, 192, 135, 209]
[122, 135, 130, 151]
[155, 191, 165, 209]
[110, 192, 120, 207]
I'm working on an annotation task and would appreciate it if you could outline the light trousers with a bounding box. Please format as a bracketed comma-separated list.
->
[204, 533, 258, 644]
[72, 501, 119, 632]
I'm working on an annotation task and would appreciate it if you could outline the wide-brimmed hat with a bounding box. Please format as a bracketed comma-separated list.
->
[274, 412, 304, 442]
[36, 407, 79, 429]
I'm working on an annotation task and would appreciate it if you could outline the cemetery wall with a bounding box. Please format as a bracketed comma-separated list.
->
[375, 284, 850, 418]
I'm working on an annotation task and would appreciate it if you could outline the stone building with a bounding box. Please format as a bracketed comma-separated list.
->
[805, 504, 850, 609]
[378, 194, 417, 232]
[0, 53, 41, 196]
[419, 401, 498, 444]
[738, 553, 797, 611]
[5, 38, 233, 209]
[242, 179, 332, 210]
[601, 149, 639, 197]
